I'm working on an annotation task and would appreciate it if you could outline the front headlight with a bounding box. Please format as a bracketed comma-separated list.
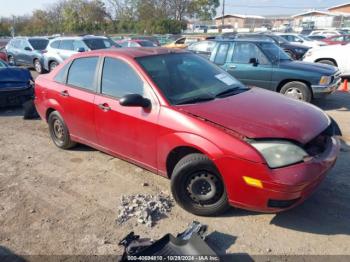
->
[319, 76, 332, 86]
[250, 140, 309, 168]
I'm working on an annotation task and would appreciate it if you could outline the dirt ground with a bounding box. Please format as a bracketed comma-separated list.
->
[0, 72, 350, 257]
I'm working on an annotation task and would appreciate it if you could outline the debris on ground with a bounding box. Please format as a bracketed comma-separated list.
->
[116, 193, 173, 227]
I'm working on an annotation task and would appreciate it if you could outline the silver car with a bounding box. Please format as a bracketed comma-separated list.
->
[43, 35, 118, 72]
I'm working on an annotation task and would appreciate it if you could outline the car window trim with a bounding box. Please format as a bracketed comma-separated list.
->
[64, 56, 101, 94]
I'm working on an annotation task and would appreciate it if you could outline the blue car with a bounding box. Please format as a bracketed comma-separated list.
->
[0, 60, 34, 108]
[5, 37, 49, 74]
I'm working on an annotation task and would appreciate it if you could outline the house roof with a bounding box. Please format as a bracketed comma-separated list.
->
[328, 2, 350, 11]
[292, 10, 350, 18]
[214, 14, 265, 20]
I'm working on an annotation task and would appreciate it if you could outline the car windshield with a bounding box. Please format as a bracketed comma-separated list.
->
[259, 42, 291, 61]
[269, 35, 288, 44]
[136, 53, 245, 105]
[29, 39, 49, 50]
[299, 35, 312, 41]
[83, 38, 117, 50]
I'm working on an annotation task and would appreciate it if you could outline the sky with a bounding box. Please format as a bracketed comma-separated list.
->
[0, 0, 349, 17]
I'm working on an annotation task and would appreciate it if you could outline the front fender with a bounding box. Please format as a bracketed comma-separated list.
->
[157, 132, 223, 176]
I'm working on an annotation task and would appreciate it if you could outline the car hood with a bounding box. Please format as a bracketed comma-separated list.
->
[0, 67, 32, 90]
[176, 88, 330, 144]
[277, 60, 337, 75]
[282, 42, 309, 50]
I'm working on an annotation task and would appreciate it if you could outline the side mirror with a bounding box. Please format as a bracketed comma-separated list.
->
[119, 94, 151, 108]
[249, 58, 259, 66]
[24, 47, 32, 51]
[76, 47, 85, 52]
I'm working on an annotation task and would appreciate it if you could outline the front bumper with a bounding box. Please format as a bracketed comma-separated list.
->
[311, 77, 342, 98]
[216, 136, 340, 212]
[0, 86, 34, 107]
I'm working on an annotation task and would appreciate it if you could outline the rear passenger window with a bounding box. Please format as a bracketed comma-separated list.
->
[50, 41, 60, 49]
[214, 44, 229, 65]
[101, 57, 144, 98]
[54, 62, 70, 83]
[60, 40, 74, 51]
[67, 57, 98, 91]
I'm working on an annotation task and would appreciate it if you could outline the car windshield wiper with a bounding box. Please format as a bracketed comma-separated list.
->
[175, 95, 215, 105]
[215, 87, 244, 98]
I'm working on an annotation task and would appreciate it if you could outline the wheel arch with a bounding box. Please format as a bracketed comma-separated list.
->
[315, 58, 338, 66]
[276, 79, 312, 93]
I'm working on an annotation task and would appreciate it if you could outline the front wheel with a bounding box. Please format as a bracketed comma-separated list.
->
[170, 153, 230, 216]
[317, 59, 336, 66]
[49, 61, 58, 72]
[280, 81, 312, 102]
[8, 55, 15, 66]
[48, 111, 76, 149]
[34, 59, 44, 74]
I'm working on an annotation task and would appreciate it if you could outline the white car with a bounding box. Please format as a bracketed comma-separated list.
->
[303, 43, 350, 76]
[277, 33, 326, 48]
[309, 30, 341, 37]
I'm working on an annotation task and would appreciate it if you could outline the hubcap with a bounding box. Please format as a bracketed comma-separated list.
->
[285, 88, 304, 100]
[35, 61, 41, 72]
[53, 119, 64, 141]
[9, 57, 14, 65]
[50, 63, 57, 71]
[186, 172, 222, 205]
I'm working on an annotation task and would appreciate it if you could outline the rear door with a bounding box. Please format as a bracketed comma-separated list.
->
[225, 42, 273, 90]
[54, 56, 99, 144]
[94, 56, 159, 170]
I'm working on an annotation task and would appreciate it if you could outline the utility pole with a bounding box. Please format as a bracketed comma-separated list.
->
[222, 0, 225, 27]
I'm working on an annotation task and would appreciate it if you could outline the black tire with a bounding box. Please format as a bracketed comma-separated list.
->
[170, 153, 230, 216]
[280, 81, 312, 102]
[23, 99, 39, 120]
[34, 59, 44, 74]
[49, 61, 58, 72]
[8, 55, 15, 66]
[48, 111, 76, 149]
[317, 59, 336, 66]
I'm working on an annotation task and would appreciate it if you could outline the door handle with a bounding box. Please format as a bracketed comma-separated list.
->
[227, 65, 237, 69]
[98, 103, 111, 112]
[60, 90, 69, 97]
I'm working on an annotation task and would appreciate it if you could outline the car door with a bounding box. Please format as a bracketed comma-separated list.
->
[58, 40, 77, 60]
[21, 39, 34, 66]
[224, 42, 273, 90]
[16, 39, 27, 65]
[94, 56, 159, 170]
[54, 57, 99, 144]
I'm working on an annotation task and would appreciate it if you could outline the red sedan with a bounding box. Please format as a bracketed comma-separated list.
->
[34, 48, 340, 215]
[0, 47, 8, 62]
[322, 35, 350, 45]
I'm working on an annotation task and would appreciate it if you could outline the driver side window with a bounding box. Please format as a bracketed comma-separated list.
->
[231, 43, 269, 64]
[101, 57, 144, 98]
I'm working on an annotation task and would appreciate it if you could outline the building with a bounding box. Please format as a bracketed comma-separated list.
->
[292, 10, 350, 29]
[214, 14, 267, 29]
[328, 2, 350, 13]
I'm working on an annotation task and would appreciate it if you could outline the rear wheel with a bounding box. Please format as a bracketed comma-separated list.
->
[48, 111, 76, 149]
[280, 81, 312, 102]
[8, 55, 15, 66]
[170, 153, 230, 216]
[34, 59, 44, 74]
[317, 59, 336, 66]
[49, 61, 58, 72]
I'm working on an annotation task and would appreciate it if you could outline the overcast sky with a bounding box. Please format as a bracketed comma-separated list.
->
[0, 0, 348, 17]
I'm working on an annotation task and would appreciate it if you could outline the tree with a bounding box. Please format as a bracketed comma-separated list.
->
[189, 0, 219, 21]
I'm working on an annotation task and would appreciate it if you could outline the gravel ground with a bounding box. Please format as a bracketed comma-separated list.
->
[0, 71, 349, 257]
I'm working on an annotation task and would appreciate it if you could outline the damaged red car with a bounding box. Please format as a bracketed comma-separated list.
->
[34, 48, 340, 216]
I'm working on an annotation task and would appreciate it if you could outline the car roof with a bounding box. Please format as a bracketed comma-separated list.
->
[51, 35, 108, 41]
[215, 38, 273, 44]
[81, 47, 187, 59]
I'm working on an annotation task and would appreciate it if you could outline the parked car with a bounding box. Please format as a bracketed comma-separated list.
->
[35, 48, 340, 215]
[309, 30, 341, 37]
[209, 39, 341, 102]
[303, 44, 350, 76]
[130, 36, 160, 46]
[0, 46, 8, 62]
[277, 33, 326, 47]
[163, 37, 202, 49]
[5, 37, 49, 73]
[117, 39, 157, 47]
[307, 35, 327, 41]
[321, 35, 350, 45]
[0, 60, 33, 108]
[236, 33, 310, 60]
[187, 40, 216, 58]
[43, 35, 118, 72]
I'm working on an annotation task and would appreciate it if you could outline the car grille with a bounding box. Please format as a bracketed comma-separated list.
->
[331, 70, 342, 84]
